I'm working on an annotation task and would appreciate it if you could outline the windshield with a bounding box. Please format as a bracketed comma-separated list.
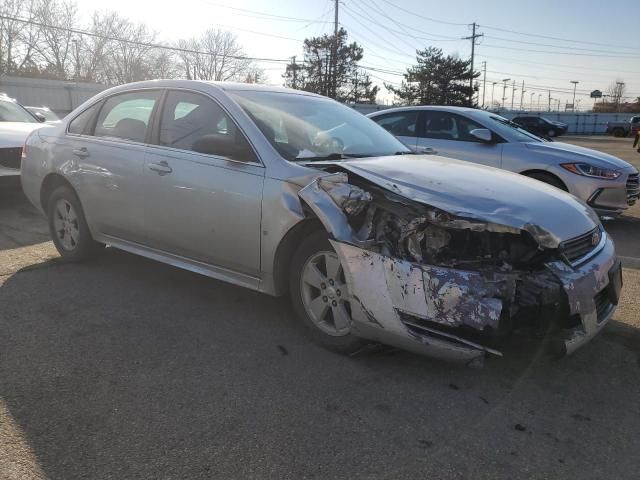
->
[0, 98, 38, 123]
[482, 113, 543, 143]
[228, 90, 410, 161]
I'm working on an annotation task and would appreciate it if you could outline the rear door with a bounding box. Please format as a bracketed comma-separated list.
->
[64, 89, 161, 244]
[415, 110, 503, 167]
[371, 110, 419, 151]
[143, 89, 264, 277]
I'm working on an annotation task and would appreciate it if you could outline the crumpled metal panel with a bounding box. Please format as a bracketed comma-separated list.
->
[331, 241, 504, 333]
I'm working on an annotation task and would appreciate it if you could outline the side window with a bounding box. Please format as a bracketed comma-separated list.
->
[68, 102, 101, 135]
[159, 90, 256, 162]
[94, 90, 160, 143]
[423, 112, 484, 142]
[374, 111, 418, 137]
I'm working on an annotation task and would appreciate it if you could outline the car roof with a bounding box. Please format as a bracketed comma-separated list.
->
[368, 105, 481, 116]
[95, 79, 323, 98]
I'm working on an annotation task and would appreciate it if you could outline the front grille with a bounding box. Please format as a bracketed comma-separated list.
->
[0, 147, 22, 169]
[559, 227, 600, 265]
[594, 289, 613, 323]
[626, 173, 639, 205]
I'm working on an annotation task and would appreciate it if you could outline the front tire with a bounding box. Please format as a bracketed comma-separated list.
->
[289, 230, 366, 354]
[547, 129, 557, 137]
[47, 185, 103, 262]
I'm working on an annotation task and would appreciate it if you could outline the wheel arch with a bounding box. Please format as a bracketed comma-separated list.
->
[40, 173, 77, 212]
[520, 169, 569, 191]
[272, 215, 325, 297]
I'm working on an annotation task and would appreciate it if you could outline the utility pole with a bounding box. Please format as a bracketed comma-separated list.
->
[501, 78, 510, 109]
[511, 80, 516, 110]
[353, 70, 359, 103]
[330, 0, 339, 99]
[481, 61, 487, 108]
[615, 81, 624, 111]
[291, 56, 297, 89]
[463, 22, 483, 106]
[570, 80, 579, 111]
[530, 92, 534, 110]
[538, 94, 542, 111]
[519, 80, 525, 110]
[548, 90, 551, 112]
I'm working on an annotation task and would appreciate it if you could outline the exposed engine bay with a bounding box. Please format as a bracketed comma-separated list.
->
[297, 167, 615, 364]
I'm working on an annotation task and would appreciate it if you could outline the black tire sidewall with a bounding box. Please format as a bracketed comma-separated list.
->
[525, 172, 567, 191]
[289, 230, 366, 354]
[47, 185, 101, 262]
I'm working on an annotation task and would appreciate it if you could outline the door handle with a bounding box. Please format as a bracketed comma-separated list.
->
[72, 147, 89, 158]
[148, 161, 173, 175]
[416, 146, 437, 154]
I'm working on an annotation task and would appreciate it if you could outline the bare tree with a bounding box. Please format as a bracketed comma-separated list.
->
[177, 29, 255, 82]
[607, 79, 626, 106]
[32, 0, 78, 78]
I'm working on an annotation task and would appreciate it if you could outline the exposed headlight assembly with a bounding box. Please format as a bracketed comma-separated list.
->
[561, 163, 621, 179]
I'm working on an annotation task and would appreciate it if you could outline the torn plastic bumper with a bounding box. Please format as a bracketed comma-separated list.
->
[330, 237, 618, 364]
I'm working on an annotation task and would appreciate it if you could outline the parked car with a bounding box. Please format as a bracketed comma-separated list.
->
[0, 94, 48, 177]
[512, 115, 568, 138]
[21, 80, 621, 365]
[369, 106, 638, 216]
[605, 116, 640, 137]
[25, 106, 61, 123]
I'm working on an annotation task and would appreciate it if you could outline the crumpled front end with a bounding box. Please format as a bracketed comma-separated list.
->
[298, 171, 620, 365]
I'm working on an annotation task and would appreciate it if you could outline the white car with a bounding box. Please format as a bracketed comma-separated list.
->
[0, 95, 47, 177]
[368, 106, 639, 216]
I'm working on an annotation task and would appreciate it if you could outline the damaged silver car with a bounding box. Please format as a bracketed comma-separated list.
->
[20, 80, 622, 366]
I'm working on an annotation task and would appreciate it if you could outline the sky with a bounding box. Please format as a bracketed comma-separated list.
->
[74, 0, 639, 109]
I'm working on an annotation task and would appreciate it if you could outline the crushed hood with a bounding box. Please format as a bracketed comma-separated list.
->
[524, 141, 635, 172]
[315, 155, 599, 246]
[0, 122, 46, 148]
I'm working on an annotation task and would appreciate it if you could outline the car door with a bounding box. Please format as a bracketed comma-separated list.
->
[371, 110, 419, 151]
[64, 89, 161, 244]
[415, 110, 503, 167]
[143, 89, 265, 277]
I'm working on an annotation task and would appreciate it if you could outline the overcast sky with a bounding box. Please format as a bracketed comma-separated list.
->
[75, 0, 639, 108]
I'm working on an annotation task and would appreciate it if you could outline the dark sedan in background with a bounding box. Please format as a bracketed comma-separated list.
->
[512, 116, 568, 138]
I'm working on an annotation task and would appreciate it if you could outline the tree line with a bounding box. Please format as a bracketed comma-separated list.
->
[0, 0, 479, 106]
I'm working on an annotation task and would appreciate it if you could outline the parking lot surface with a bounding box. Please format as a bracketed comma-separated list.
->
[1, 136, 639, 479]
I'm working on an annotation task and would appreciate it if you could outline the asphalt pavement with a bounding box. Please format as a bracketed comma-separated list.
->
[1, 136, 639, 479]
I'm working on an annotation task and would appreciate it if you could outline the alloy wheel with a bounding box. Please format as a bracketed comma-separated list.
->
[300, 251, 352, 336]
[52, 199, 80, 251]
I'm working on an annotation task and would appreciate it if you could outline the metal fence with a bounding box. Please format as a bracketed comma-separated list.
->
[0, 75, 107, 117]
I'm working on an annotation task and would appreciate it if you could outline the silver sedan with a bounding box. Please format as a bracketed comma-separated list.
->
[368, 106, 639, 216]
[20, 80, 622, 365]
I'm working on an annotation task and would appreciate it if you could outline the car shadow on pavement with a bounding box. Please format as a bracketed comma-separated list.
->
[0, 178, 50, 250]
[1, 249, 639, 479]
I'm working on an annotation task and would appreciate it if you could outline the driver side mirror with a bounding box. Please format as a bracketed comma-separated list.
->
[192, 133, 256, 162]
[33, 112, 47, 123]
[469, 128, 493, 143]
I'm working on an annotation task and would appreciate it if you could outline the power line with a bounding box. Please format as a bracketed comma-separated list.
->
[484, 34, 639, 55]
[480, 24, 636, 51]
[196, 0, 332, 23]
[378, 0, 468, 26]
[481, 43, 639, 58]
[0, 15, 292, 63]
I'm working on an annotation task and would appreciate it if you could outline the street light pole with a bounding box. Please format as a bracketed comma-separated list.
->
[511, 80, 516, 110]
[538, 93, 542, 111]
[570, 80, 579, 112]
[491, 81, 497, 108]
[530, 92, 535, 110]
[502, 78, 510, 109]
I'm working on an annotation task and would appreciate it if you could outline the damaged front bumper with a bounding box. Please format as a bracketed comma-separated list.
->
[330, 235, 619, 365]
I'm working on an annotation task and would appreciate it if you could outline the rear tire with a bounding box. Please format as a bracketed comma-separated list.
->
[289, 230, 366, 354]
[612, 127, 626, 138]
[524, 172, 568, 191]
[547, 129, 557, 137]
[47, 185, 103, 262]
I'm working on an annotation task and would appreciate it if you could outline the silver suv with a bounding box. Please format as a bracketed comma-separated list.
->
[21, 80, 622, 365]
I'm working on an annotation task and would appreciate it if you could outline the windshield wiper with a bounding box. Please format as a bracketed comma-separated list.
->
[394, 150, 418, 155]
[295, 153, 371, 162]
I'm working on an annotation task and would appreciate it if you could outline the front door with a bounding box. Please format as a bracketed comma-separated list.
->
[143, 89, 264, 277]
[416, 110, 503, 168]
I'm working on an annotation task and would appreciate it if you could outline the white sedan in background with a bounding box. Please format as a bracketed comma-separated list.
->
[368, 106, 639, 216]
[0, 94, 47, 177]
